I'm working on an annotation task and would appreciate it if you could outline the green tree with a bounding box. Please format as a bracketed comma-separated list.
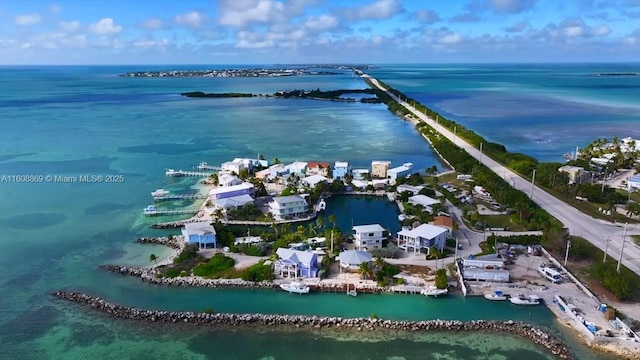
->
[358, 262, 374, 280]
[149, 253, 158, 264]
[273, 157, 281, 164]
[328, 214, 337, 229]
[209, 173, 219, 186]
[626, 202, 640, 218]
[435, 269, 448, 289]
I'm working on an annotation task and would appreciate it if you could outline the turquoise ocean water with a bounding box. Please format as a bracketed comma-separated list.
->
[0, 64, 628, 359]
[368, 64, 640, 161]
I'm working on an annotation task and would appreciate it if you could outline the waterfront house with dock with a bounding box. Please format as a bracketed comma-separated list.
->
[352, 169, 370, 180]
[275, 248, 319, 278]
[255, 164, 287, 180]
[209, 183, 255, 200]
[218, 173, 242, 187]
[371, 161, 391, 178]
[221, 161, 245, 174]
[302, 174, 328, 188]
[352, 224, 385, 250]
[397, 224, 449, 254]
[333, 161, 350, 180]
[269, 195, 309, 220]
[387, 163, 414, 184]
[181, 222, 217, 249]
[286, 161, 308, 175]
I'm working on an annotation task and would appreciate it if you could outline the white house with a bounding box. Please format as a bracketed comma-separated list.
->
[218, 173, 242, 187]
[397, 224, 449, 254]
[387, 163, 413, 183]
[232, 158, 265, 170]
[211, 194, 254, 210]
[408, 194, 440, 208]
[275, 248, 319, 278]
[397, 184, 425, 195]
[352, 224, 385, 250]
[221, 161, 245, 174]
[302, 174, 328, 188]
[269, 195, 308, 220]
[286, 161, 308, 175]
[256, 164, 287, 180]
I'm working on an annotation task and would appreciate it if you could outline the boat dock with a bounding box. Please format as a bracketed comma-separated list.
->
[143, 205, 200, 217]
[153, 194, 208, 201]
[390, 285, 423, 294]
[197, 162, 221, 171]
[166, 169, 214, 177]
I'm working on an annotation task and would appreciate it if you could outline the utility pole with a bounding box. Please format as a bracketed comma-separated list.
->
[564, 239, 571, 266]
[530, 169, 536, 199]
[454, 126, 457, 144]
[617, 222, 628, 273]
[603, 237, 610, 264]
[331, 230, 334, 254]
[455, 237, 459, 259]
[601, 166, 608, 193]
[479, 142, 483, 163]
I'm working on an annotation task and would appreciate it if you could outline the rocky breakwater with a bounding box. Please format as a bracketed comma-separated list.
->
[100, 264, 277, 289]
[54, 291, 574, 359]
[137, 236, 184, 250]
[151, 218, 201, 229]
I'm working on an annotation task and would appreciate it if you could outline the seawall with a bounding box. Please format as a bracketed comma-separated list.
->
[54, 290, 574, 359]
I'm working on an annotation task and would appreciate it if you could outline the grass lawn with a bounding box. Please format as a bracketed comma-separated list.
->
[542, 185, 637, 223]
[633, 235, 640, 246]
[480, 215, 529, 232]
[615, 188, 640, 203]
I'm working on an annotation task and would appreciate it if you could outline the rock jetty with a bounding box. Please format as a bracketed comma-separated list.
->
[137, 236, 183, 250]
[54, 291, 574, 359]
[100, 264, 278, 289]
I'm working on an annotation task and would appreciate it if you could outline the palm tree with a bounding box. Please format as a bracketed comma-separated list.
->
[626, 202, 640, 218]
[149, 253, 158, 265]
[358, 262, 374, 280]
[315, 216, 325, 231]
[374, 256, 385, 270]
[328, 214, 337, 229]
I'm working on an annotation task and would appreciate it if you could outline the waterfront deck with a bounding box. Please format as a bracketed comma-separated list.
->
[153, 194, 208, 201]
[390, 285, 423, 294]
[197, 162, 221, 171]
[143, 208, 200, 217]
[166, 169, 214, 177]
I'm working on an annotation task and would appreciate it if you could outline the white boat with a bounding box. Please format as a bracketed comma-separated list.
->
[143, 205, 158, 215]
[347, 289, 357, 297]
[484, 290, 508, 301]
[151, 189, 170, 198]
[538, 266, 562, 283]
[279, 282, 310, 294]
[315, 199, 327, 212]
[421, 287, 448, 297]
[509, 293, 540, 305]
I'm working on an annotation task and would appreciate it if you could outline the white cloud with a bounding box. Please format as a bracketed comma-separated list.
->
[592, 24, 611, 36]
[505, 21, 529, 32]
[59, 21, 80, 32]
[413, 10, 440, 24]
[15, 14, 42, 26]
[303, 15, 338, 32]
[336, 0, 404, 21]
[219, 0, 290, 28]
[133, 38, 169, 48]
[439, 33, 463, 44]
[89, 18, 123, 34]
[142, 18, 165, 30]
[48, 4, 62, 14]
[174, 11, 204, 28]
[236, 39, 275, 48]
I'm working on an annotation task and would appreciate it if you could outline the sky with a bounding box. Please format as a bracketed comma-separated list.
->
[0, 0, 639, 65]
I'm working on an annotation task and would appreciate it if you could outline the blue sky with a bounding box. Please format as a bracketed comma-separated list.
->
[0, 0, 638, 64]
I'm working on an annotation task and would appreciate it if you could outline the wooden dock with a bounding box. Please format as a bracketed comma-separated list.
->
[143, 208, 200, 217]
[166, 169, 214, 177]
[153, 194, 208, 202]
[197, 162, 221, 171]
[390, 285, 423, 294]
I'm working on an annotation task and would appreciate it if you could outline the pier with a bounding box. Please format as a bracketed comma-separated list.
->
[166, 169, 214, 177]
[196, 162, 221, 171]
[143, 205, 200, 217]
[153, 194, 208, 202]
[390, 285, 424, 294]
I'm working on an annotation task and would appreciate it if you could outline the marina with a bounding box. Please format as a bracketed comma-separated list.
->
[165, 169, 214, 177]
[143, 205, 201, 217]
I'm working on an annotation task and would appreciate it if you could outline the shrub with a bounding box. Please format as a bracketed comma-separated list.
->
[435, 269, 448, 289]
[193, 253, 235, 278]
[203, 308, 215, 314]
[173, 244, 199, 264]
[369, 244, 399, 259]
[241, 261, 275, 282]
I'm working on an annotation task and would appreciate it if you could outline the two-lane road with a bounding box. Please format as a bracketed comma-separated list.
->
[365, 75, 640, 275]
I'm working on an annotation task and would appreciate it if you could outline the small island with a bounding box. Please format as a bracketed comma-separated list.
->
[181, 88, 384, 103]
[120, 68, 340, 78]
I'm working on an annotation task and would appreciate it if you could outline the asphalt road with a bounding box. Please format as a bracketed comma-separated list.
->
[365, 75, 640, 275]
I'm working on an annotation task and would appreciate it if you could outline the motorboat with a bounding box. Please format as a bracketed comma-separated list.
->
[279, 281, 310, 294]
[347, 289, 357, 297]
[421, 287, 448, 297]
[143, 205, 158, 215]
[315, 199, 327, 212]
[509, 293, 540, 305]
[484, 290, 508, 301]
[151, 189, 170, 198]
[538, 266, 562, 283]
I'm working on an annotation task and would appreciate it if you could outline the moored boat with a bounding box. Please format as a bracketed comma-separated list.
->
[279, 281, 310, 294]
[509, 293, 540, 305]
[484, 290, 507, 301]
[421, 287, 448, 297]
[151, 189, 170, 198]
